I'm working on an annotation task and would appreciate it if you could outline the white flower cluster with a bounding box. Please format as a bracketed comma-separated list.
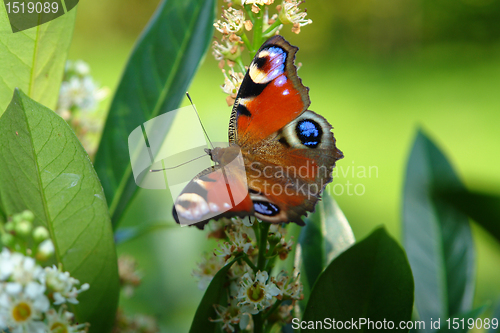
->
[194, 218, 302, 332]
[56, 60, 109, 157]
[0, 248, 89, 333]
[57, 60, 107, 117]
[279, 0, 313, 34]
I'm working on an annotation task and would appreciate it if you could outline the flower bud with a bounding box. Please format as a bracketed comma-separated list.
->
[33, 226, 50, 243]
[268, 231, 282, 246]
[1, 233, 15, 247]
[15, 220, 33, 236]
[12, 214, 23, 224]
[36, 239, 55, 261]
[21, 210, 35, 222]
[4, 221, 15, 232]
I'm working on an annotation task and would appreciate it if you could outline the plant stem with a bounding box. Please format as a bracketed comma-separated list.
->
[240, 33, 254, 56]
[244, 4, 255, 23]
[241, 254, 258, 273]
[263, 19, 282, 37]
[254, 221, 271, 333]
[253, 7, 264, 54]
[254, 313, 264, 333]
[257, 222, 271, 270]
[235, 56, 246, 73]
[263, 299, 283, 320]
[264, 255, 277, 272]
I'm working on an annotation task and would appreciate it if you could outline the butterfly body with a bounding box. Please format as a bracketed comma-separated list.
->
[174, 36, 343, 227]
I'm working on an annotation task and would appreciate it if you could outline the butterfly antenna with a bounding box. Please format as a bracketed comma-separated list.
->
[186, 92, 214, 149]
[149, 153, 208, 172]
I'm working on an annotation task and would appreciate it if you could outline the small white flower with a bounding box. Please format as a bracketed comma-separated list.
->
[221, 68, 244, 95]
[0, 248, 44, 286]
[220, 68, 245, 106]
[279, 0, 312, 34]
[37, 239, 55, 259]
[229, 231, 253, 255]
[210, 304, 241, 333]
[243, 0, 275, 4]
[240, 217, 254, 228]
[0, 248, 14, 280]
[46, 305, 88, 333]
[0, 282, 50, 333]
[243, 0, 275, 13]
[192, 254, 225, 290]
[74, 60, 90, 76]
[57, 60, 108, 116]
[44, 265, 89, 305]
[212, 40, 241, 62]
[214, 7, 245, 35]
[215, 242, 235, 262]
[58, 76, 98, 113]
[273, 271, 303, 300]
[237, 271, 281, 314]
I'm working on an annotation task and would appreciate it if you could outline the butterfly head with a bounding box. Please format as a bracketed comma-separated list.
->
[207, 145, 241, 166]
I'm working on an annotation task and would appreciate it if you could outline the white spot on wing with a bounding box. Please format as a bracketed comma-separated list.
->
[176, 193, 210, 220]
[209, 203, 219, 212]
[249, 47, 286, 84]
[275, 76, 287, 87]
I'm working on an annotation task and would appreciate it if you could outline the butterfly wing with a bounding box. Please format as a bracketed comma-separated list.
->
[172, 164, 254, 228]
[245, 110, 343, 224]
[229, 35, 310, 146]
[172, 36, 343, 227]
[229, 36, 343, 224]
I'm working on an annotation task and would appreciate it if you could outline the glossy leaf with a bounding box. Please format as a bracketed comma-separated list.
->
[94, 0, 216, 226]
[0, 89, 119, 333]
[282, 323, 295, 333]
[299, 191, 355, 290]
[403, 130, 475, 331]
[490, 300, 500, 333]
[189, 257, 238, 333]
[436, 189, 500, 244]
[114, 221, 176, 244]
[0, 6, 76, 114]
[302, 228, 414, 331]
[437, 305, 487, 333]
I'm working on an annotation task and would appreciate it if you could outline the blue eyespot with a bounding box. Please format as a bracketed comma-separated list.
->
[254, 201, 280, 216]
[296, 119, 322, 148]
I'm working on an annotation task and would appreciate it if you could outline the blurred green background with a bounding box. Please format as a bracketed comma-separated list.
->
[68, 0, 500, 331]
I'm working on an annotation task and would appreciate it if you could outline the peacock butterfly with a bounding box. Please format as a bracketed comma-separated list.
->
[173, 35, 343, 227]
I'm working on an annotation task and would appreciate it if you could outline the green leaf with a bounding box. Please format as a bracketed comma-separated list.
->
[302, 227, 414, 331]
[403, 130, 475, 329]
[437, 305, 488, 333]
[436, 189, 500, 244]
[94, 0, 216, 227]
[189, 257, 239, 333]
[114, 220, 176, 244]
[490, 300, 500, 333]
[299, 191, 355, 291]
[0, 6, 76, 114]
[0, 89, 119, 333]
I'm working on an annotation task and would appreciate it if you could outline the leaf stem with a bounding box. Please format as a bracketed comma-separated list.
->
[263, 18, 282, 37]
[244, 4, 255, 23]
[241, 254, 258, 273]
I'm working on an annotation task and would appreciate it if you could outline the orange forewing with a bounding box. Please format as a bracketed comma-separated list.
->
[237, 75, 305, 144]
